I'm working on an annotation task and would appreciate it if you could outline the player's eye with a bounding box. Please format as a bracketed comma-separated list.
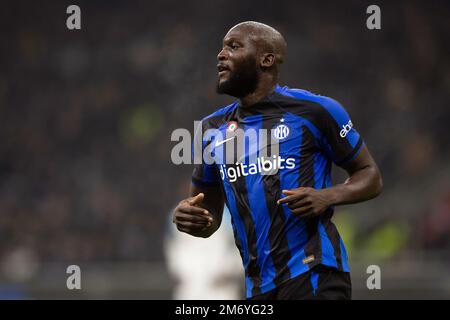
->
[230, 43, 240, 50]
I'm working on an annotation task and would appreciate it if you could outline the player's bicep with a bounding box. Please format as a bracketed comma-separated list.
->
[319, 98, 364, 166]
[191, 119, 222, 187]
[338, 143, 375, 174]
[192, 163, 222, 187]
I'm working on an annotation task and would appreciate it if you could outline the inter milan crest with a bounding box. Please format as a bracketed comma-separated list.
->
[273, 123, 290, 140]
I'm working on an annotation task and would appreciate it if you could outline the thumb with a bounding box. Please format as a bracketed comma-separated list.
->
[189, 193, 205, 205]
[282, 189, 296, 195]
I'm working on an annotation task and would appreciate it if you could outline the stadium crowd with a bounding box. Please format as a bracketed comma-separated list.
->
[0, 0, 448, 287]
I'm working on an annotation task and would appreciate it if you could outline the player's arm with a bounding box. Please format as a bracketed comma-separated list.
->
[172, 183, 225, 238]
[323, 143, 382, 205]
[278, 97, 382, 218]
[278, 144, 382, 217]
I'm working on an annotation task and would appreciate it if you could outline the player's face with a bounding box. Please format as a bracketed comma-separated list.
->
[216, 28, 259, 98]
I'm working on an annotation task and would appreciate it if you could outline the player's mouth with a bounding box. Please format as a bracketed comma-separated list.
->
[217, 64, 230, 77]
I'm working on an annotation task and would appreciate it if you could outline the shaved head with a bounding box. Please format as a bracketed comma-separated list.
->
[216, 21, 287, 98]
[228, 21, 287, 66]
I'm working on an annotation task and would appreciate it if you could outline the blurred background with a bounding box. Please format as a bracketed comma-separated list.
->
[0, 0, 449, 299]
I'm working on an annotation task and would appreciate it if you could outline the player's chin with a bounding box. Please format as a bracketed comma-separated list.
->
[218, 72, 230, 83]
[216, 78, 231, 94]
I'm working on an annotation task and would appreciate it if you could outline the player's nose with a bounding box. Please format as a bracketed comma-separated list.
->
[217, 48, 227, 61]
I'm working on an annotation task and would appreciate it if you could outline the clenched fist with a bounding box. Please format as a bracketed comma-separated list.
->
[172, 193, 214, 236]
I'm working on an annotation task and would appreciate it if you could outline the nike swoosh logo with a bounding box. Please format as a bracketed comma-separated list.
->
[215, 136, 235, 147]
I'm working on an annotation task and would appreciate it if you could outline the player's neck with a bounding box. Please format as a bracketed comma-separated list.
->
[239, 78, 277, 108]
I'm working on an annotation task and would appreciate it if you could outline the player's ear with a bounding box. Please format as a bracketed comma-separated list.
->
[260, 53, 275, 68]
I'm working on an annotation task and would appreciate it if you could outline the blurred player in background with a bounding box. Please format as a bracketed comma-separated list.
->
[172, 21, 382, 300]
[165, 205, 243, 299]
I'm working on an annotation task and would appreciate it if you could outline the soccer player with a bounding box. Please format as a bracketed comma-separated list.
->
[172, 21, 383, 300]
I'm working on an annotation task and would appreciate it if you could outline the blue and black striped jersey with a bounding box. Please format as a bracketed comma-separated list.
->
[192, 84, 363, 298]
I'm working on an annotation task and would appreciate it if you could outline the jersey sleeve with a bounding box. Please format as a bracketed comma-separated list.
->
[317, 98, 364, 166]
[191, 120, 221, 187]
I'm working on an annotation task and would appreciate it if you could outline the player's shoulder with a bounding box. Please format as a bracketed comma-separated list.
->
[276, 85, 344, 111]
[201, 101, 239, 128]
[275, 84, 350, 119]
